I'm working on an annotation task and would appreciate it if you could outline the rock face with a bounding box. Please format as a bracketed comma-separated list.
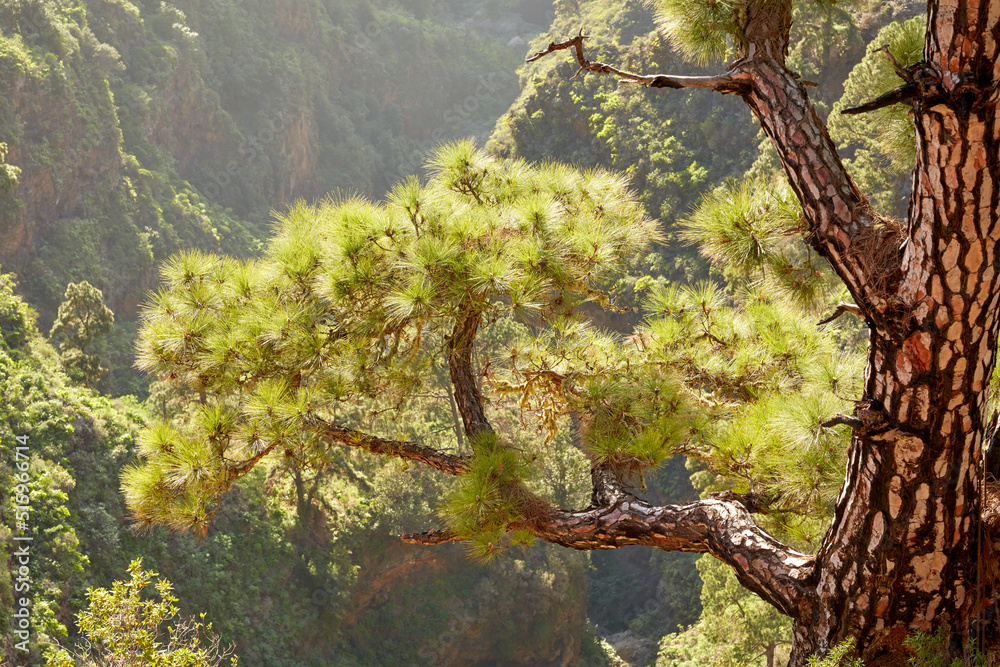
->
[0, 0, 526, 321]
[0, 44, 116, 262]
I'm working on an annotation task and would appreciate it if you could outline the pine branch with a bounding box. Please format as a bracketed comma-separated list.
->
[877, 44, 912, 81]
[529, 17, 905, 327]
[822, 414, 864, 429]
[525, 493, 814, 618]
[227, 441, 281, 477]
[447, 306, 493, 440]
[306, 418, 471, 475]
[526, 31, 747, 93]
[402, 462, 813, 619]
[841, 82, 917, 115]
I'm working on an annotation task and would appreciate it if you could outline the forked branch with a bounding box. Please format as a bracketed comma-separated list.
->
[531, 17, 904, 326]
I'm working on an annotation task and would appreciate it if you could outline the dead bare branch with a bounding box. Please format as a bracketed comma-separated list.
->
[401, 529, 459, 545]
[822, 414, 864, 429]
[526, 31, 747, 93]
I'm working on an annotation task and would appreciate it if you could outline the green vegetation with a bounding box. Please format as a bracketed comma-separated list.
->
[0, 264, 602, 665]
[45, 560, 238, 667]
[659, 555, 792, 666]
[0, 0, 529, 396]
[124, 130, 864, 665]
[49, 281, 114, 386]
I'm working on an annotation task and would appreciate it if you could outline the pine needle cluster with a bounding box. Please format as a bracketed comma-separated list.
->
[653, 0, 745, 65]
[486, 274, 861, 539]
[442, 432, 540, 562]
[640, 282, 863, 544]
[830, 15, 924, 169]
[681, 177, 844, 312]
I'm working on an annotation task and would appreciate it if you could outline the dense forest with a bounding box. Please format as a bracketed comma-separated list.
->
[3, 0, 993, 665]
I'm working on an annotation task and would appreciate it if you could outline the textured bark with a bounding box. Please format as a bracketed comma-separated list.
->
[799, 0, 1000, 659]
[732, 2, 906, 323]
[402, 466, 815, 617]
[528, 467, 816, 618]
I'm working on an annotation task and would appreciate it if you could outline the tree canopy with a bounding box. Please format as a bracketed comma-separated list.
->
[49, 281, 114, 386]
[124, 142, 658, 539]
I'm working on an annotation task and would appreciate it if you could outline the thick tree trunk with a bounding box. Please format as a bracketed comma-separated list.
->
[738, 0, 1000, 662]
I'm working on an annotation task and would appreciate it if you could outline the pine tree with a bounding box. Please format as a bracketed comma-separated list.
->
[125, 140, 860, 661]
[523, 0, 1000, 662]
[127, 0, 1000, 656]
[49, 281, 114, 386]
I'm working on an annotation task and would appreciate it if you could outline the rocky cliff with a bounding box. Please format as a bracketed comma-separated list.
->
[0, 0, 531, 324]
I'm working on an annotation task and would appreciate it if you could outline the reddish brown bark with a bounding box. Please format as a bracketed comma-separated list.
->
[801, 0, 1000, 659]
[306, 418, 471, 475]
[447, 306, 493, 440]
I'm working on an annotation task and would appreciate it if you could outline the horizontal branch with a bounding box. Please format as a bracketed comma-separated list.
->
[306, 417, 471, 475]
[402, 466, 814, 618]
[526, 32, 745, 93]
[841, 82, 917, 115]
[841, 45, 915, 117]
[527, 493, 815, 617]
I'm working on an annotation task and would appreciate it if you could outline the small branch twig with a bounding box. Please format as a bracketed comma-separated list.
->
[818, 302, 863, 326]
[822, 414, 864, 429]
[878, 44, 912, 82]
[842, 45, 917, 115]
[401, 529, 459, 545]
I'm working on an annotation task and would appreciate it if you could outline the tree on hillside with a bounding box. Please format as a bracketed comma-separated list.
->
[49, 281, 114, 386]
[123, 139, 851, 663]
[122, 0, 1000, 663]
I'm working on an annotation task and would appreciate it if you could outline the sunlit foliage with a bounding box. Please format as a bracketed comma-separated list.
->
[45, 559, 238, 667]
[125, 141, 657, 539]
